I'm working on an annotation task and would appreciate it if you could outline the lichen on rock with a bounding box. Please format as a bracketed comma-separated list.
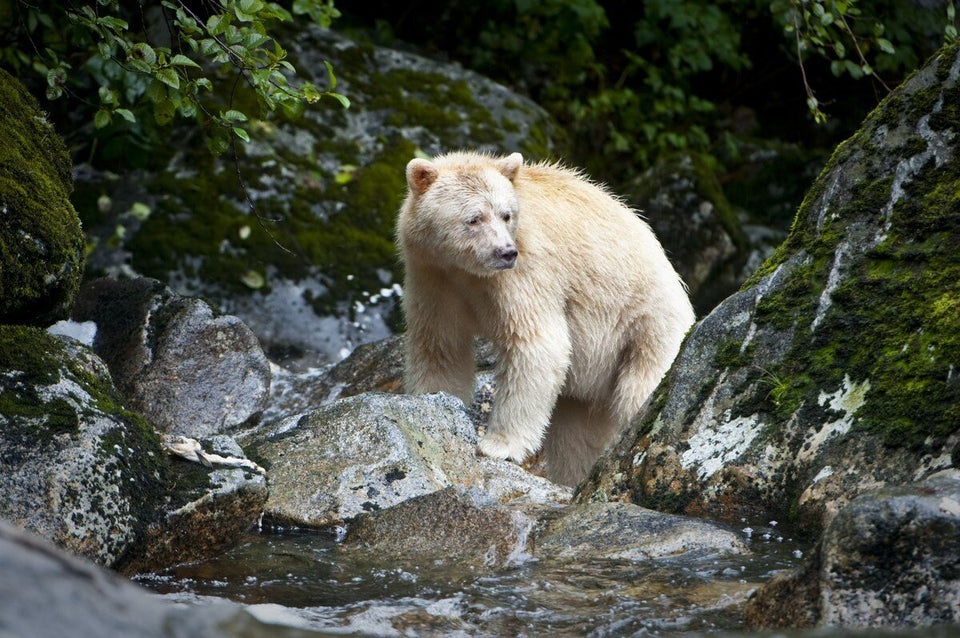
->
[0, 326, 168, 566]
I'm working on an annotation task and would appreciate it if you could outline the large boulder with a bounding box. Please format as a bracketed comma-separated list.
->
[246, 392, 570, 528]
[0, 326, 167, 566]
[745, 470, 960, 629]
[0, 325, 265, 571]
[578, 42, 960, 534]
[71, 277, 271, 437]
[0, 68, 84, 326]
[0, 519, 320, 638]
[76, 27, 564, 367]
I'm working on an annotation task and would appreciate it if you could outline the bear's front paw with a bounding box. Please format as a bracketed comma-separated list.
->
[477, 431, 527, 463]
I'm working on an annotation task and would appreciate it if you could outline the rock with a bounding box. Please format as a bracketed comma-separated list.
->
[0, 326, 167, 566]
[536, 502, 749, 562]
[261, 335, 407, 427]
[72, 277, 271, 437]
[628, 153, 749, 314]
[578, 42, 960, 533]
[260, 335, 499, 427]
[344, 485, 537, 568]
[115, 436, 268, 576]
[0, 68, 84, 326]
[745, 470, 960, 629]
[76, 27, 564, 368]
[0, 325, 266, 573]
[0, 518, 322, 638]
[246, 392, 570, 528]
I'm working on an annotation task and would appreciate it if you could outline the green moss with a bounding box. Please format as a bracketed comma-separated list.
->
[714, 338, 755, 369]
[0, 69, 84, 326]
[0, 325, 63, 385]
[753, 134, 959, 448]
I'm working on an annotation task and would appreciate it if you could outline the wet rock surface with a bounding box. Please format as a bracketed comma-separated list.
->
[536, 502, 749, 562]
[115, 436, 268, 576]
[246, 391, 570, 528]
[0, 519, 323, 638]
[344, 485, 539, 568]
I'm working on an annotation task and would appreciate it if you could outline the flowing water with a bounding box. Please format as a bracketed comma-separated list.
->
[136, 521, 809, 636]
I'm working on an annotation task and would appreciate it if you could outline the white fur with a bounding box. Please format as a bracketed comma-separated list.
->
[397, 151, 695, 486]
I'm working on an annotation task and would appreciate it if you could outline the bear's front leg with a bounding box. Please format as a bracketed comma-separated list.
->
[402, 276, 477, 404]
[478, 317, 570, 463]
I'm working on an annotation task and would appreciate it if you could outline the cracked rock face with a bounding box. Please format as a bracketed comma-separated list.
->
[577, 42, 960, 534]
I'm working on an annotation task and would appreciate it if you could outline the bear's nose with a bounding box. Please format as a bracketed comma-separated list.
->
[497, 246, 518, 263]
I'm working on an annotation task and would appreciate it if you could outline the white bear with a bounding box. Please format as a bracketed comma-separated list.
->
[397, 151, 695, 486]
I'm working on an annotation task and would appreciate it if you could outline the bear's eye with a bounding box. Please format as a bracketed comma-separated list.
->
[502, 212, 512, 223]
[467, 215, 482, 226]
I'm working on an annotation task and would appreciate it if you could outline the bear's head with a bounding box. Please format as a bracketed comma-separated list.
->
[400, 152, 522, 277]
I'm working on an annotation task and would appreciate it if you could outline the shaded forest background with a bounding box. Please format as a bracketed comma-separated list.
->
[1, 0, 956, 229]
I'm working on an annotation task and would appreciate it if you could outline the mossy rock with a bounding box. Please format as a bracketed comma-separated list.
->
[0, 69, 84, 326]
[579, 42, 960, 535]
[0, 325, 168, 566]
[76, 27, 564, 365]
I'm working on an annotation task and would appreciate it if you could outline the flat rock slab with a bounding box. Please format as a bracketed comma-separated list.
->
[343, 485, 539, 568]
[536, 502, 749, 562]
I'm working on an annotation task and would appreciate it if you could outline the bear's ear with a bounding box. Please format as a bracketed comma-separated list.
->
[496, 152, 523, 181]
[406, 158, 439, 196]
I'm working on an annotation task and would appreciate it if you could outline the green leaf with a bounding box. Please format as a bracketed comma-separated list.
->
[205, 132, 231, 156]
[126, 202, 152, 221]
[128, 58, 153, 74]
[153, 97, 176, 125]
[877, 38, 895, 55]
[130, 42, 157, 65]
[170, 54, 201, 68]
[323, 59, 337, 90]
[240, 269, 266, 289]
[114, 108, 136, 123]
[232, 126, 251, 142]
[221, 109, 248, 122]
[207, 14, 225, 35]
[155, 67, 181, 89]
[94, 109, 111, 129]
[327, 92, 350, 109]
[301, 82, 322, 103]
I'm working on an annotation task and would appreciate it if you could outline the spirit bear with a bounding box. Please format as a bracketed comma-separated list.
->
[397, 151, 695, 486]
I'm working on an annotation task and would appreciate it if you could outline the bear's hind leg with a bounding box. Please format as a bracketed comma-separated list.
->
[541, 398, 618, 487]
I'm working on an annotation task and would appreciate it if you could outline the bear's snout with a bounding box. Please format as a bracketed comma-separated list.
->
[494, 246, 518, 269]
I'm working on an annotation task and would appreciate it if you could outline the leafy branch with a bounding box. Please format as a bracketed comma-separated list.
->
[2, 0, 348, 155]
[773, 0, 904, 124]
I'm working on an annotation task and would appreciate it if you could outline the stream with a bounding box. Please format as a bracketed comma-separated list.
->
[135, 521, 808, 636]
